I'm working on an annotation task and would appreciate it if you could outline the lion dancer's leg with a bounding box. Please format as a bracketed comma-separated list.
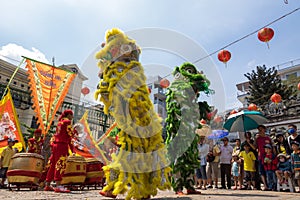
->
[99, 168, 118, 198]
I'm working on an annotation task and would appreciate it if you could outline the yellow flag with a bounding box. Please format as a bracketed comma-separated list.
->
[0, 89, 25, 154]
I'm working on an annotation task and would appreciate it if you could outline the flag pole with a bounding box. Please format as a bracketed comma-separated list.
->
[45, 57, 55, 135]
[1, 58, 25, 100]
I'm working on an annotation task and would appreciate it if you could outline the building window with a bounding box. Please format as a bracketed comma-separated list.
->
[21, 84, 24, 88]
[30, 116, 39, 129]
[286, 72, 297, 80]
[154, 97, 158, 104]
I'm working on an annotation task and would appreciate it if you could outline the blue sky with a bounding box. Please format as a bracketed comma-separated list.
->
[1, 0, 300, 112]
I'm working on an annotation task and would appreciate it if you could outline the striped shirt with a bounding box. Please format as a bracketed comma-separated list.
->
[291, 151, 300, 170]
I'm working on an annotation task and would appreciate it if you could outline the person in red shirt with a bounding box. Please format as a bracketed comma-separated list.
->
[263, 144, 278, 191]
[44, 109, 75, 193]
[27, 129, 44, 154]
[254, 125, 273, 190]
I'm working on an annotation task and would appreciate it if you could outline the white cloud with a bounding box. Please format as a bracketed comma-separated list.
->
[225, 92, 243, 111]
[0, 43, 50, 65]
[247, 59, 256, 69]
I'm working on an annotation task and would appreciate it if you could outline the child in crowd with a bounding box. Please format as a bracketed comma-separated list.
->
[239, 143, 256, 190]
[290, 141, 300, 192]
[275, 153, 292, 185]
[231, 153, 241, 190]
[263, 144, 278, 191]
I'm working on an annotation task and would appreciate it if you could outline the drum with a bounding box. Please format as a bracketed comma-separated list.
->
[7, 153, 44, 185]
[84, 158, 104, 185]
[61, 155, 86, 185]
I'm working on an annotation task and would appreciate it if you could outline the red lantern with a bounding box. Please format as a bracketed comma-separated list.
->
[230, 110, 237, 115]
[270, 93, 282, 104]
[160, 78, 170, 88]
[200, 119, 206, 124]
[248, 103, 258, 111]
[81, 87, 90, 96]
[218, 49, 231, 67]
[297, 82, 300, 90]
[258, 27, 274, 49]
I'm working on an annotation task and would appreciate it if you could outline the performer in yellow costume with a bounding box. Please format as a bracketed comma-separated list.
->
[95, 28, 171, 200]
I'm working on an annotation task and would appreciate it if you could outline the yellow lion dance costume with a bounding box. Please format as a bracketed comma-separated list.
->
[95, 28, 171, 199]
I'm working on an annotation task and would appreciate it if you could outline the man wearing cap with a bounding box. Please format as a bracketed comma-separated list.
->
[27, 128, 44, 155]
[254, 124, 273, 190]
[0, 138, 18, 188]
[219, 137, 233, 189]
[287, 124, 300, 154]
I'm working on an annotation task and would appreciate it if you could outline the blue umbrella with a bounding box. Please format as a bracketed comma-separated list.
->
[207, 130, 229, 140]
[223, 110, 267, 132]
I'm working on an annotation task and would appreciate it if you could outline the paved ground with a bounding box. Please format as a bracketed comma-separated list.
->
[0, 188, 299, 200]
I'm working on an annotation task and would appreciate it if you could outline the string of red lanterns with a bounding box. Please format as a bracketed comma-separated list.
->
[216, 27, 275, 67]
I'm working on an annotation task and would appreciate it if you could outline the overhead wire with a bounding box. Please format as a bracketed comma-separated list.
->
[192, 7, 300, 64]
[0, 7, 299, 90]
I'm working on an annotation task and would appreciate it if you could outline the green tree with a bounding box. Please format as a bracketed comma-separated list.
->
[244, 65, 294, 107]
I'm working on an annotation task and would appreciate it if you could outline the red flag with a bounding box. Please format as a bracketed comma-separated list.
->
[0, 89, 25, 154]
[24, 57, 76, 135]
[73, 111, 108, 164]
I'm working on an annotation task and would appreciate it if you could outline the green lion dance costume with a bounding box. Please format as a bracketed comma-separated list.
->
[165, 62, 212, 195]
[95, 28, 171, 200]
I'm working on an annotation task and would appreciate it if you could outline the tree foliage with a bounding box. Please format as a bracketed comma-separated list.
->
[244, 65, 294, 107]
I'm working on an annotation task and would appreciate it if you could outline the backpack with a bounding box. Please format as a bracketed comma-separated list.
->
[206, 152, 215, 162]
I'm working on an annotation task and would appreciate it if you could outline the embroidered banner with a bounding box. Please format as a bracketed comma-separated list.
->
[73, 111, 108, 164]
[0, 89, 25, 154]
[24, 57, 76, 135]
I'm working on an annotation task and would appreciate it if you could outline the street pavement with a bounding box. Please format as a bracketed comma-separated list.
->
[0, 188, 299, 200]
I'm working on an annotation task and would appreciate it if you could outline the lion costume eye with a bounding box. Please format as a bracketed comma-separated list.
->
[174, 72, 181, 79]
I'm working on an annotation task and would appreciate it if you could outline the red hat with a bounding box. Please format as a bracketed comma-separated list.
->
[34, 129, 42, 134]
[59, 109, 74, 121]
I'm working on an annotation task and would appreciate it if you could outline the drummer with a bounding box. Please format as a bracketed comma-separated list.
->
[44, 109, 75, 193]
[0, 138, 18, 188]
[27, 129, 44, 154]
